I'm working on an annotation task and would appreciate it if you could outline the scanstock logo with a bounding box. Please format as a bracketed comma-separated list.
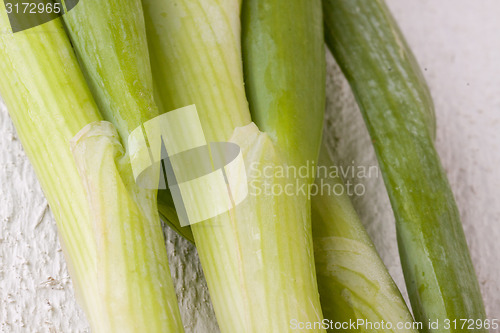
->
[129, 105, 249, 227]
[4, 0, 80, 33]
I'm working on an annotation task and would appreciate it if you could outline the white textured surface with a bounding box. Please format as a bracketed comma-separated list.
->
[1, 0, 499, 332]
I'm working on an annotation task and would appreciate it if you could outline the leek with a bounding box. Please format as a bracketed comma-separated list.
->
[142, 0, 326, 331]
[0, 7, 183, 332]
[312, 144, 418, 332]
[323, 0, 486, 331]
[242, 0, 325, 169]
[61, 1, 186, 329]
[61, 0, 157, 141]
[241, 0, 417, 331]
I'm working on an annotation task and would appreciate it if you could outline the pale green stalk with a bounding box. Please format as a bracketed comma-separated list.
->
[61, 1, 185, 330]
[61, 0, 158, 141]
[241, 1, 417, 331]
[0, 9, 183, 332]
[142, 0, 325, 331]
[312, 143, 417, 332]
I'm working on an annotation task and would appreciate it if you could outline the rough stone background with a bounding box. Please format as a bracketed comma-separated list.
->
[1, 0, 499, 332]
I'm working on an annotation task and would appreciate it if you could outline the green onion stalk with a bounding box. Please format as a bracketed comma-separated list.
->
[142, 0, 326, 331]
[0, 5, 184, 332]
[323, 1, 486, 331]
[242, 0, 418, 331]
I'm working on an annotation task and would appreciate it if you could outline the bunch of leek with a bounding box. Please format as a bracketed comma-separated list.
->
[0, 0, 487, 332]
